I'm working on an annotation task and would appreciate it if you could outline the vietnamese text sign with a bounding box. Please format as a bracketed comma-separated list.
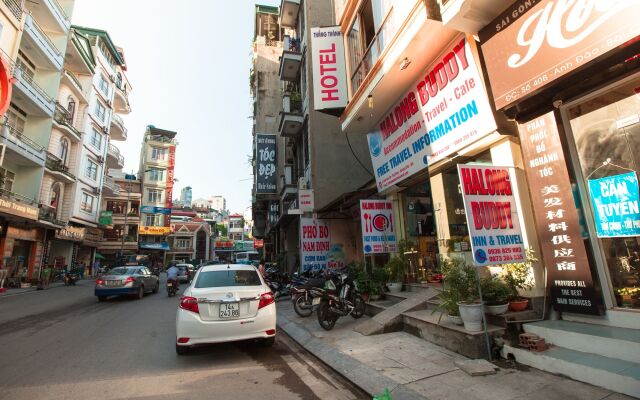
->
[588, 172, 640, 238]
[300, 217, 330, 272]
[480, 0, 640, 110]
[140, 206, 171, 215]
[255, 134, 277, 194]
[138, 226, 171, 235]
[99, 210, 112, 225]
[360, 200, 397, 254]
[368, 36, 497, 192]
[55, 226, 86, 242]
[299, 189, 314, 212]
[0, 196, 38, 220]
[519, 112, 600, 315]
[458, 165, 525, 266]
[311, 27, 348, 111]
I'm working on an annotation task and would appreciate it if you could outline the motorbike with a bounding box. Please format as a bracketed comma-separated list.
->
[167, 279, 178, 297]
[314, 269, 365, 331]
[290, 273, 326, 317]
[63, 272, 78, 286]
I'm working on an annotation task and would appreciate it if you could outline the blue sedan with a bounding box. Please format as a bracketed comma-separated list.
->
[95, 266, 160, 301]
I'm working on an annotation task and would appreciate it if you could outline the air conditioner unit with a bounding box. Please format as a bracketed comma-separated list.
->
[102, 125, 109, 134]
[297, 177, 306, 190]
[93, 187, 101, 195]
[97, 156, 105, 163]
[109, 74, 116, 83]
[106, 100, 112, 107]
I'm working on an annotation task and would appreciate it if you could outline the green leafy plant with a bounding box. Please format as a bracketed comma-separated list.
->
[501, 248, 537, 300]
[384, 257, 406, 283]
[440, 257, 478, 303]
[480, 275, 511, 305]
[433, 288, 460, 316]
[356, 270, 372, 294]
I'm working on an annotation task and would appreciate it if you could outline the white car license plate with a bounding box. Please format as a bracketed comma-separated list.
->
[106, 280, 120, 286]
[219, 303, 240, 318]
[312, 297, 321, 305]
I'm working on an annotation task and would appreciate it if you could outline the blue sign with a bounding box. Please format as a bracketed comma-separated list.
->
[588, 172, 640, 237]
[139, 241, 171, 251]
[140, 206, 171, 215]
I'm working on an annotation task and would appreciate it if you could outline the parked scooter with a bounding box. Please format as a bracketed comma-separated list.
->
[167, 279, 178, 297]
[290, 271, 326, 317]
[315, 268, 365, 331]
[63, 272, 78, 286]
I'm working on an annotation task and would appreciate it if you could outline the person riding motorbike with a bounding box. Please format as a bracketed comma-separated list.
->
[166, 264, 179, 288]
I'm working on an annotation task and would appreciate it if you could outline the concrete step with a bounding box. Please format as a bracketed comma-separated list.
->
[523, 320, 640, 364]
[403, 282, 443, 294]
[502, 344, 640, 398]
[485, 309, 540, 328]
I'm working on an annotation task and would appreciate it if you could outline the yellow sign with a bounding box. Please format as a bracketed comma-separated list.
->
[0, 197, 38, 220]
[138, 226, 171, 235]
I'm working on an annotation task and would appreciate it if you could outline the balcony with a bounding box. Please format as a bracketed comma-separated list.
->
[107, 143, 125, 169]
[113, 84, 131, 115]
[279, 35, 302, 82]
[0, 123, 46, 166]
[278, 92, 304, 138]
[38, 204, 64, 227]
[110, 113, 127, 141]
[45, 152, 75, 183]
[53, 102, 82, 142]
[102, 175, 121, 196]
[280, 164, 298, 201]
[23, 13, 64, 70]
[279, 0, 300, 28]
[11, 66, 55, 117]
[3, 0, 24, 21]
[26, 0, 70, 33]
[61, 70, 88, 104]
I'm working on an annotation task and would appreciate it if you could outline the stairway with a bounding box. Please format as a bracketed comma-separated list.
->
[502, 320, 640, 397]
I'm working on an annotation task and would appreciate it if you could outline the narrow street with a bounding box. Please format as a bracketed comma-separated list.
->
[0, 277, 366, 400]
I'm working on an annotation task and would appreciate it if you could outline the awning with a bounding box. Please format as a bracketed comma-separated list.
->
[139, 242, 171, 251]
[94, 252, 105, 260]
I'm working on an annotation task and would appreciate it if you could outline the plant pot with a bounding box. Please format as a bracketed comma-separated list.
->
[485, 303, 509, 315]
[447, 314, 463, 325]
[386, 282, 402, 293]
[361, 293, 370, 302]
[509, 298, 529, 312]
[458, 302, 484, 332]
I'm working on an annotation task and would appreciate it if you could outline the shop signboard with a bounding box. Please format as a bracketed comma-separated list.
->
[458, 164, 526, 266]
[165, 145, 176, 226]
[55, 226, 86, 242]
[255, 134, 277, 194]
[254, 239, 264, 249]
[138, 226, 171, 235]
[588, 172, 640, 238]
[518, 112, 600, 315]
[233, 240, 255, 252]
[215, 239, 234, 250]
[300, 217, 330, 272]
[359, 199, 397, 254]
[310, 26, 348, 112]
[99, 210, 113, 225]
[368, 35, 497, 192]
[140, 206, 171, 215]
[7, 226, 39, 241]
[480, 0, 640, 110]
[0, 54, 14, 116]
[0, 196, 38, 220]
[299, 189, 314, 212]
[268, 201, 279, 225]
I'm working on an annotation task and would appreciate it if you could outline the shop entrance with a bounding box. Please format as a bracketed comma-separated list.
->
[6, 240, 32, 281]
[564, 73, 640, 311]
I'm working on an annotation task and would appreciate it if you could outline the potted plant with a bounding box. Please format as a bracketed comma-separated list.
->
[440, 257, 482, 331]
[371, 267, 387, 300]
[356, 270, 372, 302]
[384, 256, 405, 292]
[480, 275, 511, 315]
[433, 287, 462, 325]
[503, 248, 537, 311]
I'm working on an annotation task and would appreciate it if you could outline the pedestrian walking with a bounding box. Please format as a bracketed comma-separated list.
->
[42, 265, 53, 289]
[77, 262, 84, 280]
[258, 259, 266, 277]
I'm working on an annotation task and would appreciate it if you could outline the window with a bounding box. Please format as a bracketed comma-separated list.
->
[175, 238, 191, 249]
[0, 167, 15, 192]
[81, 192, 95, 213]
[145, 213, 163, 226]
[147, 189, 162, 203]
[195, 270, 261, 288]
[151, 147, 166, 161]
[98, 40, 116, 70]
[98, 75, 109, 97]
[50, 183, 61, 209]
[59, 138, 69, 165]
[6, 107, 26, 133]
[90, 129, 103, 150]
[16, 52, 35, 80]
[94, 101, 106, 122]
[148, 168, 164, 181]
[85, 159, 98, 180]
[67, 96, 76, 123]
[115, 72, 123, 89]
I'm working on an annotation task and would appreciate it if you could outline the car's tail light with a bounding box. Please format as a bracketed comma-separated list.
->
[180, 296, 199, 313]
[177, 337, 189, 344]
[258, 292, 275, 309]
[265, 329, 276, 336]
[96, 278, 104, 285]
[124, 276, 135, 284]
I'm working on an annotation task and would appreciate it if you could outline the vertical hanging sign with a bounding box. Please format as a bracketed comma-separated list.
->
[300, 217, 330, 272]
[519, 112, 601, 315]
[255, 134, 277, 194]
[310, 26, 348, 113]
[360, 199, 397, 254]
[165, 145, 176, 227]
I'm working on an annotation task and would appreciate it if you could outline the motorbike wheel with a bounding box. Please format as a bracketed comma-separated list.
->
[152, 282, 159, 294]
[317, 301, 337, 331]
[293, 294, 313, 317]
[351, 295, 366, 319]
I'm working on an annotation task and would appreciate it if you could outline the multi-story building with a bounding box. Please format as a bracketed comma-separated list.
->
[179, 186, 192, 208]
[138, 125, 177, 265]
[0, 0, 77, 283]
[165, 219, 211, 264]
[208, 195, 226, 212]
[227, 213, 244, 241]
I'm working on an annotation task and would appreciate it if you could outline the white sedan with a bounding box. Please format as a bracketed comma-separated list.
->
[175, 264, 276, 355]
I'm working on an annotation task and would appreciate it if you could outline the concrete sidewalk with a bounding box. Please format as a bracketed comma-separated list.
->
[0, 279, 93, 297]
[277, 301, 636, 400]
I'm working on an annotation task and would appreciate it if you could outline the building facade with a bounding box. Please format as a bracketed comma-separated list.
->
[209, 195, 226, 212]
[165, 219, 211, 264]
[179, 185, 192, 208]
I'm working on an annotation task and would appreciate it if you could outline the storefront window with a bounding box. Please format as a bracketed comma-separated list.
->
[567, 75, 640, 310]
[401, 181, 437, 282]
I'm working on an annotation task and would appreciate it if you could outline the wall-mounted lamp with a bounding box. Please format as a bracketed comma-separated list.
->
[367, 94, 374, 109]
[399, 57, 411, 70]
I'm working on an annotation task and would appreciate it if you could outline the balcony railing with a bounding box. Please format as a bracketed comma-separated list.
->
[45, 152, 75, 180]
[47, 0, 69, 22]
[108, 143, 125, 165]
[3, 0, 23, 20]
[14, 65, 55, 104]
[350, 7, 397, 95]
[39, 204, 64, 226]
[64, 69, 83, 93]
[27, 12, 63, 58]
[103, 175, 121, 195]
[2, 123, 45, 153]
[0, 188, 36, 205]
[145, 135, 176, 144]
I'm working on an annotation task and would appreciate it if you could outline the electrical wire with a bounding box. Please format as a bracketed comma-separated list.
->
[344, 130, 375, 178]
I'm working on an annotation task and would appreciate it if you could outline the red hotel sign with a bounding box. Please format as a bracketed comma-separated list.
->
[0, 55, 14, 115]
[518, 112, 600, 315]
[480, 0, 640, 109]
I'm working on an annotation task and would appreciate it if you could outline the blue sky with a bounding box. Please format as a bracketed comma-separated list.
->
[72, 0, 279, 214]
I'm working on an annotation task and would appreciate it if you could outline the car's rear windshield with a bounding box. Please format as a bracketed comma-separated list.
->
[195, 270, 261, 288]
[108, 267, 137, 275]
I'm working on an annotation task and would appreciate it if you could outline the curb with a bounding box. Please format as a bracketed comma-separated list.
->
[0, 280, 90, 298]
[277, 312, 427, 400]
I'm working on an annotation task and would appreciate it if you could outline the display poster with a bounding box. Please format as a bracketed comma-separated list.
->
[255, 134, 277, 194]
[140, 206, 171, 215]
[299, 189, 314, 212]
[99, 210, 113, 225]
[368, 35, 497, 192]
[519, 112, 600, 315]
[588, 172, 640, 238]
[311, 26, 348, 112]
[360, 199, 397, 254]
[458, 164, 525, 266]
[138, 226, 171, 235]
[300, 217, 330, 272]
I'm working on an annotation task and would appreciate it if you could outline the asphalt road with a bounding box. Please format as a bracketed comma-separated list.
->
[0, 276, 366, 400]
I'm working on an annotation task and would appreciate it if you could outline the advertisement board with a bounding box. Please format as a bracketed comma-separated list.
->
[0, 196, 38, 220]
[300, 217, 330, 272]
[299, 189, 314, 213]
[458, 165, 525, 266]
[255, 134, 277, 194]
[99, 210, 113, 225]
[368, 36, 497, 192]
[140, 206, 171, 215]
[311, 26, 348, 112]
[138, 226, 171, 235]
[588, 171, 640, 238]
[360, 199, 397, 254]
